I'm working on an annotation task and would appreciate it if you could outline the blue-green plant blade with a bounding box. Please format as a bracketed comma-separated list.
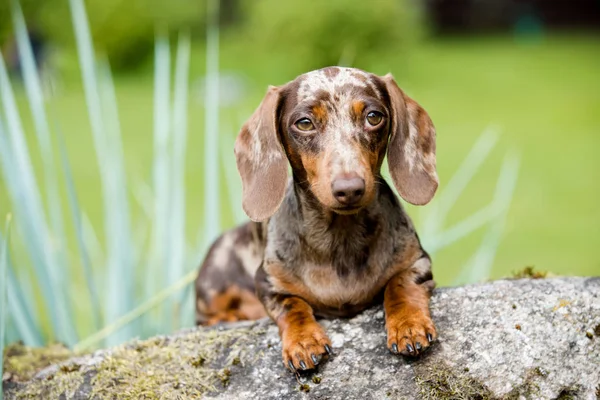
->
[131, 181, 153, 290]
[133, 180, 154, 220]
[68, 0, 105, 146]
[0, 229, 43, 346]
[421, 125, 500, 241]
[1, 215, 12, 400]
[337, 44, 356, 67]
[98, 58, 135, 345]
[56, 124, 101, 330]
[7, 268, 42, 346]
[204, 0, 221, 244]
[169, 31, 191, 324]
[0, 56, 76, 345]
[80, 213, 105, 284]
[11, 1, 67, 271]
[427, 203, 500, 254]
[454, 151, 520, 285]
[70, 0, 135, 345]
[220, 127, 246, 224]
[150, 32, 171, 333]
[74, 269, 198, 353]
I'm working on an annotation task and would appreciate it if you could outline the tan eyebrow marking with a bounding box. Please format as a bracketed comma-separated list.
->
[312, 104, 328, 124]
[352, 100, 365, 119]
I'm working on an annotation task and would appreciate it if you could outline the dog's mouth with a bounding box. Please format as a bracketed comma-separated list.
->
[331, 205, 363, 215]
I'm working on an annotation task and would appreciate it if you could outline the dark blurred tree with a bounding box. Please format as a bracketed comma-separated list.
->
[425, 0, 600, 33]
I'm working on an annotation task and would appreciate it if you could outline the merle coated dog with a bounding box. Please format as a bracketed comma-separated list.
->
[195, 67, 438, 372]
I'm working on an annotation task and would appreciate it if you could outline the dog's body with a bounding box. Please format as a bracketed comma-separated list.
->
[196, 67, 438, 371]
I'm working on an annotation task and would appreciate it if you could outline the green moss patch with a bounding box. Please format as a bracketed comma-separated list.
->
[3, 342, 74, 382]
[414, 364, 578, 400]
[510, 266, 548, 280]
[5, 326, 264, 400]
[414, 364, 494, 400]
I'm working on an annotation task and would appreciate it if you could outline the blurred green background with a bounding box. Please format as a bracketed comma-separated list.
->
[0, 0, 599, 347]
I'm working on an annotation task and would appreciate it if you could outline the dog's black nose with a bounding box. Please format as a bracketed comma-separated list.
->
[332, 176, 365, 205]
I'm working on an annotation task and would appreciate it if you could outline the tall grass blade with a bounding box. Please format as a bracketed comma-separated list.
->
[69, 0, 134, 345]
[204, 0, 221, 244]
[220, 127, 246, 224]
[68, 0, 104, 147]
[82, 213, 105, 274]
[0, 56, 76, 345]
[169, 31, 191, 321]
[421, 125, 500, 242]
[6, 261, 43, 346]
[131, 181, 153, 293]
[98, 58, 135, 343]
[11, 1, 67, 273]
[151, 32, 171, 331]
[0, 227, 42, 346]
[133, 180, 154, 221]
[56, 124, 101, 330]
[74, 269, 198, 353]
[0, 216, 11, 400]
[427, 203, 500, 253]
[455, 151, 520, 284]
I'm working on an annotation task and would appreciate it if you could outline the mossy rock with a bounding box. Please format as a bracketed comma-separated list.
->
[4, 277, 599, 399]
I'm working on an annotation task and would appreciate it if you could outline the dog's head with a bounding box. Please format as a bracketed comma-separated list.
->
[235, 67, 438, 221]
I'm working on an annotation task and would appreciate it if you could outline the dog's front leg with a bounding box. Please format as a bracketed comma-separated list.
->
[255, 263, 332, 371]
[384, 258, 437, 356]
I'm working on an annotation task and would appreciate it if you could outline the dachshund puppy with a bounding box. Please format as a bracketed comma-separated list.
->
[195, 67, 438, 371]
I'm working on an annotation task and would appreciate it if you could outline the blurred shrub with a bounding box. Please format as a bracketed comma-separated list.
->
[1, 0, 205, 71]
[2, 0, 426, 72]
[238, 0, 426, 69]
[83, 0, 205, 70]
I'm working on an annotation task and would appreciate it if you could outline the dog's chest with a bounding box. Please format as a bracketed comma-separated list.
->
[299, 259, 386, 309]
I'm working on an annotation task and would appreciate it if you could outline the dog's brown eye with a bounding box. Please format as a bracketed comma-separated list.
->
[366, 111, 383, 126]
[295, 118, 315, 132]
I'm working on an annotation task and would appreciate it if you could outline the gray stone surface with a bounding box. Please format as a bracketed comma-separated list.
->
[4, 277, 600, 399]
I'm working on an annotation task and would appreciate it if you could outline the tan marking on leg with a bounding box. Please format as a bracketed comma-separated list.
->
[384, 273, 436, 356]
[201, 285, 267, 326]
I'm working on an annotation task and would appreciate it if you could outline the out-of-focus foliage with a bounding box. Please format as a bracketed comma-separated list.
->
[83, 0, 204, 69]
[237, 0, 425, 69]
[1, 0, 205, 70]
[2, 0, 425, 71]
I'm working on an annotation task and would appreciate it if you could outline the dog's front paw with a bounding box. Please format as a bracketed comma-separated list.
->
[386, 309, 437, 357]
[282, 322, 332, 372]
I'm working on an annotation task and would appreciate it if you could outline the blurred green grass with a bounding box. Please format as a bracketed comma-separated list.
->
[1, 33, 599, 294]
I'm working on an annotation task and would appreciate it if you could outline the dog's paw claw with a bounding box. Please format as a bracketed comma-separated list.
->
[311, 354, 320, 365]
[386, 312, 437, 357]
[282, 322, 332, 372]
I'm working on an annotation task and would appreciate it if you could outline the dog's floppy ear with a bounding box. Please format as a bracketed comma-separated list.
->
[383, 74, 438, 205]
[234, 85, 288, 221]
